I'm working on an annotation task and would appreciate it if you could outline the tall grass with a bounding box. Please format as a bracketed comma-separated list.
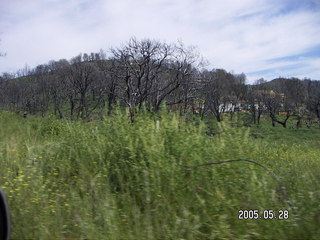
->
[0, 110, 320, 239]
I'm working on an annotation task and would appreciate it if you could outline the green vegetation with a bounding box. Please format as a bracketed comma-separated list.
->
[1, 110, 320, 239]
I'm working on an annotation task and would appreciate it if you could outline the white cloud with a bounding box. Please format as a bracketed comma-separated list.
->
[0, 0, 319, 82]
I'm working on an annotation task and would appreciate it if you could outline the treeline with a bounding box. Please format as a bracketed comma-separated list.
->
[0, 38, 320, 127]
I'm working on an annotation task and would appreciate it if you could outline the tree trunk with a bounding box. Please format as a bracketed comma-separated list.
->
[129, 108, 135, 123]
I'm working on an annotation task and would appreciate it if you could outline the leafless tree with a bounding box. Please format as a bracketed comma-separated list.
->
[283, 78, 307, 128]
[245, 80, 269, 125]
[111, 38, 171, 121]
[263, 90, 290, 128]
[47, 59, 70, 118]
[306, 80, 320, 121]
[67, 54, 98, 119]
[95, 51, 118, 115]
[110, 38, 201, 121]
[202, 69, 236, 122]
[155, 42, 202, 113]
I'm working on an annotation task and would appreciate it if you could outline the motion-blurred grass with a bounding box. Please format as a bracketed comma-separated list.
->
[0, 109, 320, 239]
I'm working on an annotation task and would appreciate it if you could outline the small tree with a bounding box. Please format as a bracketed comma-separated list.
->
[202, 69, 236, 122]
[245, 87, 264, 124]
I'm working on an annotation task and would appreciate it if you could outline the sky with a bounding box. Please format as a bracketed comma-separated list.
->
[0, 0, 320, 82]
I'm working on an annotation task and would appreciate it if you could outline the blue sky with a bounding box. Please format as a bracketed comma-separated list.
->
[0, 0, 320, 82]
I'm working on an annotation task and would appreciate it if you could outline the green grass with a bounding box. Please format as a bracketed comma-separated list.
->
[0, 110, 320, 239]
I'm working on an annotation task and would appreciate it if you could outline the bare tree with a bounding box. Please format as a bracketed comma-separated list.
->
[95, 51, 118, 115]
[245, 80, 269, 125]
[306, 80, 320, 121]
[110, 38, 173, 121]
[263, 90, 291, 128]
[151, 41, 202, 112]
[111, 38, 188, 121]
[48, 59, 70, 118]
[68, 54, 97, 119]
[202, 69, 236, 122]
[283, 78, 307, 128]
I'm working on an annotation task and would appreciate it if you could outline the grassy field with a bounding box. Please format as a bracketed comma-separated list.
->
[0, 109, 320, 239]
